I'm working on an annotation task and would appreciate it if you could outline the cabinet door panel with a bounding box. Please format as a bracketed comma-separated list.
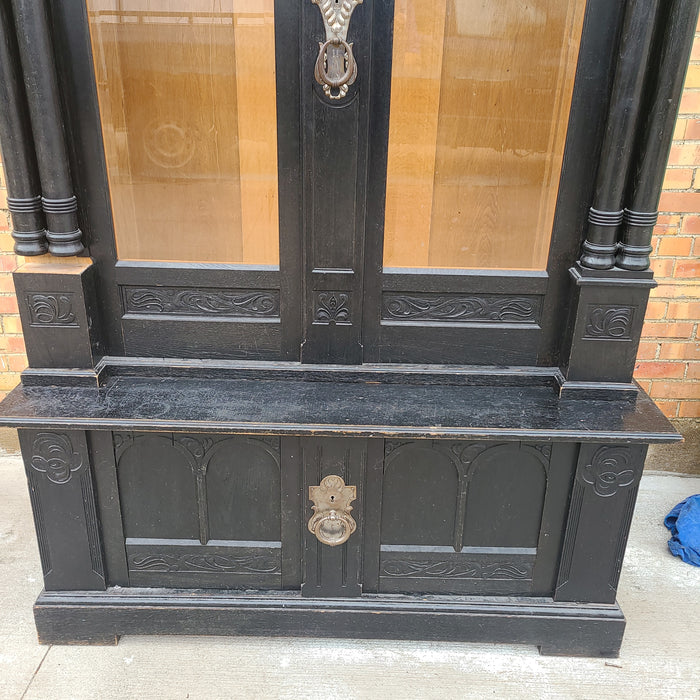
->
[113, 432, 284, 589]
[374, 440, 572, 596]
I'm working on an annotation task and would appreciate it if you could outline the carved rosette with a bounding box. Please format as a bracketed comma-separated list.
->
[314, 292, 351, 325]
[30, 432, 83, 484]
[582, 446, 636, 497]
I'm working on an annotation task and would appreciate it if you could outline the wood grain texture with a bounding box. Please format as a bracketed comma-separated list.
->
[86, 0, 279, 264]
[384, 0, 587, 270]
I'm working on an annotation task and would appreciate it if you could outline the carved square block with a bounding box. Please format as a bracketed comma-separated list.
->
[564, 267, 653, 384]
[13, 260, 103, 369]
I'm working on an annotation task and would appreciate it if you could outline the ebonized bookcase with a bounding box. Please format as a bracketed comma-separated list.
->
[0, 0, 694, 656]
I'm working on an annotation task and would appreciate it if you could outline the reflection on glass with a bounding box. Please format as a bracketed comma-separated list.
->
[86, 0, 279, 264]
[384, 0, 586, 270]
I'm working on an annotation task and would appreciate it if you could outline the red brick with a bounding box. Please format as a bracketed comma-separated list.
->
[634, 361, 686, 379]
[649, 380, 700, 400]
[659, 191, 700, 212]
[6, 355, 26, 372]
[0, 255, 19, 272]
[680, 215, 700, 233]
[668, 143, 700, 166]
[642, 321, 694, 339]
[679, 90, 700, 114]
[674, 119, 689, 139]
[667, 301, 700, 320]
[686, 363, 700, 379]
[644, 301, 667, 320]
[657, 236, 693, 256]
[678, 401, 700, 418]
[1, 316, 23, 334]
[684, 63, 700, 89]
[683, 118, 700, 138]
[650, 282, 700, 299]
[662, 168, 694, 189]
[636, 341, 659, 360]
[0, 233, 15, 253]
[0, 275, 16, 294]
[659, 342, 700, 360]
[5, 336, 25, 354]
[650, 259, 675, 278]
[636, 379, 653, 394]
[674, 260, 700, 278]
[652, 400, 680, 418]
[0, 373, 20, 391]
[0, 295, 19, 314]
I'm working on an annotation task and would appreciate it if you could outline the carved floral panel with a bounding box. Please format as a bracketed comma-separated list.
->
[583, 304, 634, 340]
[26, 293, 78, 327]
[382, 293, 541, 323]
[122, 286, 280, 318]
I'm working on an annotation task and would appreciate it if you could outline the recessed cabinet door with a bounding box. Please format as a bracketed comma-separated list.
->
[66, 1, 291, 360]
[362, 0, 623, 366]
[112, 432, 296, 589]
[55, 0, 625, 365]
[363, 440, 577, 596]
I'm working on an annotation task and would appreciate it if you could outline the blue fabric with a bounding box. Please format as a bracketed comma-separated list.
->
[664, 495, 700, 567]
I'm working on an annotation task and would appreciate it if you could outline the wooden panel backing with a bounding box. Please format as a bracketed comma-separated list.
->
[383, 0, 587, 270]
[86, 0, 279, 264]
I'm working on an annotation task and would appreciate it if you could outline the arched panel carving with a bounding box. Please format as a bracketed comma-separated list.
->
[463, 444, 547, 548]
[382, 442, 459, 546]
[115, 433, 199, 540]
[206, 438, 281, 542]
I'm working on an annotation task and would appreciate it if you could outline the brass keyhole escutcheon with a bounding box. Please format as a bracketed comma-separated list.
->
[308, 475, 357, 546]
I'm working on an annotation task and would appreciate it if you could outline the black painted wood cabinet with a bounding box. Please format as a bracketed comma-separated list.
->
[0, 0, 695, 656]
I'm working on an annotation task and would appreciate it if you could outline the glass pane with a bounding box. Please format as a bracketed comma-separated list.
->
[383, 0, 586, 270]
[86, 0, 279, 264]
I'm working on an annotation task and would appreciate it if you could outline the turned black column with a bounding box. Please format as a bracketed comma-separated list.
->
[579, 0, 660, 270]
[617, 0, 700, 271]
[10, 0, 84, 257]
[0, 2, 46, 256]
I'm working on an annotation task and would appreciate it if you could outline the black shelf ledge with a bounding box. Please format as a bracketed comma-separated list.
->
[0, 371, 681, 443]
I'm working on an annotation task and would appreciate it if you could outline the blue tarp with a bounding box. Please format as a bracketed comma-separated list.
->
[664, 495, 700, 567]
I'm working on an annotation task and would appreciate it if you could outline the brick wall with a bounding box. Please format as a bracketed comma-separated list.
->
[0, 162, 26, 399]
[0, 49, 699, 415]
[634, 31, 700, 420]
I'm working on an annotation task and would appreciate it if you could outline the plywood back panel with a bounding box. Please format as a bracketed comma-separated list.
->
[384, 0, 587, 270]
[86, 1, 279, 264]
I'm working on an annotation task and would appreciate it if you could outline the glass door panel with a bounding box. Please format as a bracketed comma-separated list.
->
[86, 0, 279, 264]
[383, 0, 586, 270]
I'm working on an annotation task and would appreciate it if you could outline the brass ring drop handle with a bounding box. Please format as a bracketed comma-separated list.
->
[312, 0, 363, 101]
[314, 38, 357, 100]
[308, 475, 357, 546]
